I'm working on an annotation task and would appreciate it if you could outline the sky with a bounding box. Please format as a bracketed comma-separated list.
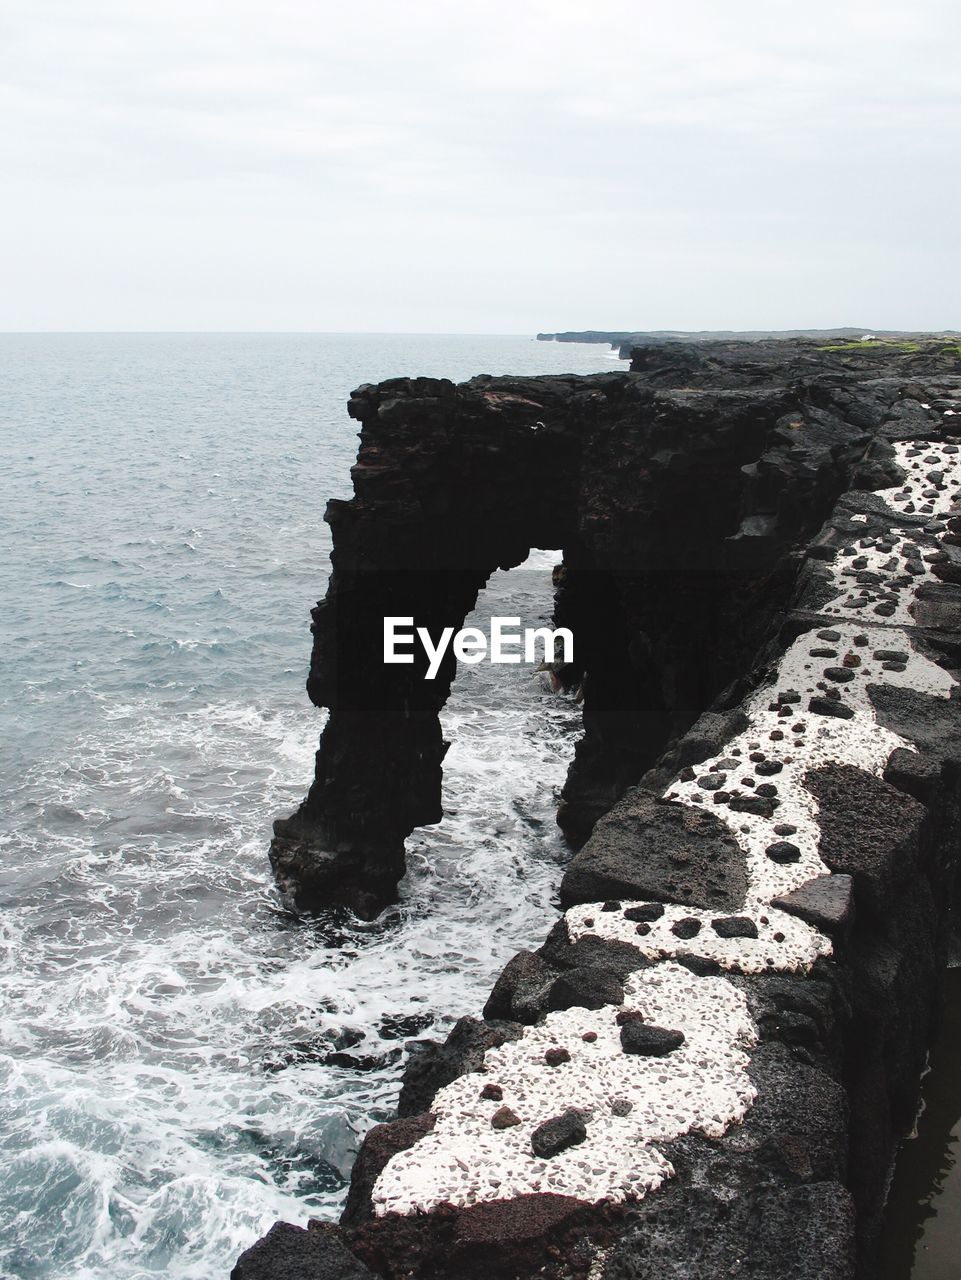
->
[2, 0, 959, 333]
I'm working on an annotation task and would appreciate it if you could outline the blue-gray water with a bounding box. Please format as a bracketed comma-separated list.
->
[0, 334, 621, 1280]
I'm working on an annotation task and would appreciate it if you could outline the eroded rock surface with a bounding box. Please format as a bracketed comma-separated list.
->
[247, 339, 961, 1279]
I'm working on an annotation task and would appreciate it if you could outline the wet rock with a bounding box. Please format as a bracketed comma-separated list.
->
[231, 1221, 376, 1280]
[398, 1017, 522, 1117]
[341, 1113, 437, 1226]
[482, 950, 557, 1024]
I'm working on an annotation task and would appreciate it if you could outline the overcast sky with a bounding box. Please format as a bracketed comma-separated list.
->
[3, 0, 959, 332]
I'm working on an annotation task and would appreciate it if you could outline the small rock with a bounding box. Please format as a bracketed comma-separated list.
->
[491, 1106, 521, 1129]
[809, 696, 854, 720]
[531, 1110, 587, 1159]
[619, 1021, 685, 1056]
[671, 917, 702, 939]
[697, 774, 727, 791]
[623, 903, 666, 922]
[712, 915, 759, 939]
[544, 1047, 571, 1067]
[480, 1083, 503, 1101]
[766, 840, 801, 864]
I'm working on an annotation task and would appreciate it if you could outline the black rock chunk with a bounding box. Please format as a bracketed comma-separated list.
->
[766, 841, 801, 864]
[619, 1021, 686, 1056]
[671, 917, 702, 939]
[531, 1109, 587, 1158]
[624, 903, 666, 922]
[824, 667, 855, 683]
[547, 966, 625, 1012]
[712, 915, 759, 939]
[772, 874, 854, 934]
[231, 1222, 376, 1280]
[560, 787, 747, 912]
[809, 697, 854, 720]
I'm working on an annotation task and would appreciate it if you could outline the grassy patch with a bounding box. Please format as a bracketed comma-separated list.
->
[820, 339, 922, 353]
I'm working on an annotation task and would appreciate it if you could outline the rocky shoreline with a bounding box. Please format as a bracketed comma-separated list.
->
[238, 338, 961, 1279]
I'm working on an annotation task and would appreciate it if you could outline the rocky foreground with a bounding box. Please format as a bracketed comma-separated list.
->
[239, 338, 961, 1279]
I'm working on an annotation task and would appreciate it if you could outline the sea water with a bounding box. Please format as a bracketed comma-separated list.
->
[0, 334, 620, 1279]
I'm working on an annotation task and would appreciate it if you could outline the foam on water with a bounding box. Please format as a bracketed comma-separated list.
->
[0, 335, 616, 1279]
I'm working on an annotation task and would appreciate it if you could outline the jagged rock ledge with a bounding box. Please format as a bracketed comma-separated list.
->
[538, 329, 961, 360]
[241, 340, 961, 1279]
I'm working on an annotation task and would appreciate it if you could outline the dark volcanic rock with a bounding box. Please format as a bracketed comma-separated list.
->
[711, 915, 759, 939]
[531, 1110, 588, 1158]
[341, 1113, 436, 1227]
[600, 1182, 856, 1280]
[766, 840, 801, 864]
[619, 1021, 685, 1056]
[272, 342, 953, 916]
[772, 875, 854, 934]
[231, 1222, 376, 1280]
[240, 340, 961, 1280]
[809, 696, 855, 720]
[805, 765, 925, 917]
[546, 965, 625, 1012]
[398, 1017, 522, 1117]
[559, 788, 747, 911]
[483, 950, 558, 1024]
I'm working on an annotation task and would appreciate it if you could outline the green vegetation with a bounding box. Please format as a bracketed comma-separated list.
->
[820, 339, 922, 353]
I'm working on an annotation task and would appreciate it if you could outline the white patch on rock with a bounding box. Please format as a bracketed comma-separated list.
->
[372, 963, 756, 1215]
[875, 440, 961, 519]
[570, 623, 953, 962]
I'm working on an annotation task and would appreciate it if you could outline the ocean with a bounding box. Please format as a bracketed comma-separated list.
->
[0, 334, 621, 1280]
